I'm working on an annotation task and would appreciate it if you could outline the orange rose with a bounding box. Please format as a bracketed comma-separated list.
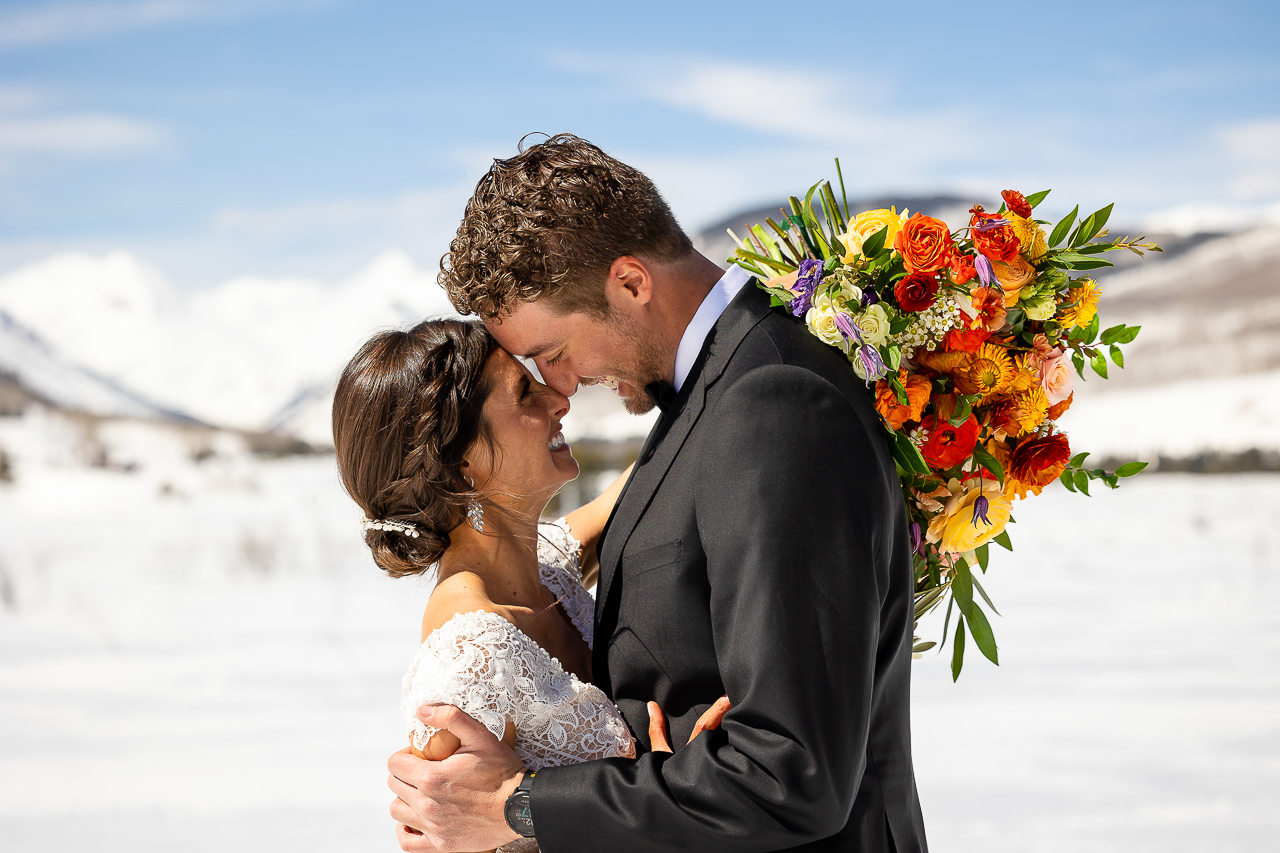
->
[874, 369, 931, 430]
[894, 212, 955, 274]
[971, 213, 1022, 263]
[991, 255, 1037, 306]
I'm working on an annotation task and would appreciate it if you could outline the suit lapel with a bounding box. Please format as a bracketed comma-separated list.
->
[594, 281, 771, 621]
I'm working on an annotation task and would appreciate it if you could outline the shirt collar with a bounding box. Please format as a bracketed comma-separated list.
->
[672, 264, 751, 393]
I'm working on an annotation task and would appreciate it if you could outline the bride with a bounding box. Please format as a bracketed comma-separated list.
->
[331, 318, 727, 849]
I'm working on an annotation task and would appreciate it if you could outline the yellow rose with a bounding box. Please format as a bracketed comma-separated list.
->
[926, 479, 1012, 555]
[805, 294, 846, 348]
[853, 303, 890, 347]
[837, 207, 909, 263]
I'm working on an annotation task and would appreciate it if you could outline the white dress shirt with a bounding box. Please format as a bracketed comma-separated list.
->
[671, 264, 752, 393]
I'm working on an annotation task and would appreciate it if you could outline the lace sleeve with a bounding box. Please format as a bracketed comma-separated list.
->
[537, 517, 582, 582]
[401, 611, 524, 752]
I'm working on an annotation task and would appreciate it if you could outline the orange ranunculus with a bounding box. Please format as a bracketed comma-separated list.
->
[991, 386, 1050, 437]
[1008, 433, 1071, 496]
[1001, 190, 1033, 218]
[894, 212, 955, 274]
[1060, 280, 1101, 329]
[949, 252, 977, 285]
[971, 212, 1022, 263]
[971, 286, 1007, 331]
[943, 326, 990, 353]
[991, 255, 1037, 306]
[919, 413, 981, 470]
[874, 369, 931, 430]
[1046, 391, 1074, 421]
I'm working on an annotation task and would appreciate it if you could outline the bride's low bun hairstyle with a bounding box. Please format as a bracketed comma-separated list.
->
[332, 318, 498, 577]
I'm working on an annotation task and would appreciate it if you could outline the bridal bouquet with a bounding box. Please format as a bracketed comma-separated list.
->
[727, 169, 1160, 679]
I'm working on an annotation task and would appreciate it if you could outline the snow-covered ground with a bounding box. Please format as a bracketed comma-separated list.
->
[1, 406, 1277, 852]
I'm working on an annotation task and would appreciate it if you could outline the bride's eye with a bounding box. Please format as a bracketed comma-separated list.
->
[518, 376, 531, 402]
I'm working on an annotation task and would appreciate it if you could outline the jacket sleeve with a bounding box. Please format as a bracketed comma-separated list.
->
[530, 364, 897, 852]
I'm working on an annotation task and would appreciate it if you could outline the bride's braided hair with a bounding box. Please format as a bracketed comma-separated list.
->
[332, 318, 498, 577]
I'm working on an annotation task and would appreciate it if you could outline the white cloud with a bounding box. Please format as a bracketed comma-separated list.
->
[0, 0, 331, 50]
[1219, 118, 1280, 199]
[0, 112, 164, 154]
[211, 187, 468, 240]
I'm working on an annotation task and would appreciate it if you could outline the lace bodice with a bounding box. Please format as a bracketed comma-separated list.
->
[401, 520, 635, 770]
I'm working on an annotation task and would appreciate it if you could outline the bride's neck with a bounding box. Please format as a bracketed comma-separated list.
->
[437, 502, 545, 601]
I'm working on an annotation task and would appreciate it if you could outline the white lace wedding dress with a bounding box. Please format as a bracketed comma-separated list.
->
[401, 518, 636, 773]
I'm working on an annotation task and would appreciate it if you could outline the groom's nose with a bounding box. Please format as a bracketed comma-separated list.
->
[538, 361, 580, 397]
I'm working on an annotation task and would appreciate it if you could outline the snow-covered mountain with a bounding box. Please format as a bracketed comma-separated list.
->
[0, 310, 185, 421]
[0, 250, 459, 445]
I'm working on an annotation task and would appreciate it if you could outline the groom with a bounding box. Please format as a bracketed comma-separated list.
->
[388, 134, 928, 852]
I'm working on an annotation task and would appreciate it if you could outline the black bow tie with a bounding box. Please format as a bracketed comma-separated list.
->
[645, 380, 678, 414]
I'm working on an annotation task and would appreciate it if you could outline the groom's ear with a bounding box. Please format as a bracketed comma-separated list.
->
[606, 256, 654, 308]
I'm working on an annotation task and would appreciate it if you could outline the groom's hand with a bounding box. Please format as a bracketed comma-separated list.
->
[387, 704, 526, 852]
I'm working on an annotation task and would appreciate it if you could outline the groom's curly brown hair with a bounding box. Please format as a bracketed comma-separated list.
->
[440, 133, 693, 320]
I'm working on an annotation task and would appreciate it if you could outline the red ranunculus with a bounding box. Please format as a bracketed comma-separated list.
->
[919, 413, 981, 470]
[942, 326, 990, 352]
[1001, 190, 1033, 218]
[1009, 433, 1071, 488]
[894, 212, 955, 274]
[894, 271, 940, 312]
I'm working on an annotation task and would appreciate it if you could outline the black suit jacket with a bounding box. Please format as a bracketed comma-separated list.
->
[533, 283, 928, 852]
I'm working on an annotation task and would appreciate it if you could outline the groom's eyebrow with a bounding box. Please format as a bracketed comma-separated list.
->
[521, 341, 557, 359]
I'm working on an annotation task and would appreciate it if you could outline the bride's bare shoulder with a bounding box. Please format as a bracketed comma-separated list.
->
[419, 571, 509, 643]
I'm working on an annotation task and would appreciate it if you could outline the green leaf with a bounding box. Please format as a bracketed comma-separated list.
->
[1100, 324, 1128, 345]
[1072, 203, 1114, 247]
[951, 619, 966, 682]
[912, 640, 936, 654]
[972, 444, 1005, 484]
[975, 543, 989, 572]
[888, 374, 909, 406]
[1116, 461, 1149, 477]
[1115, 325, 1141, 344]
[862, 224, 889, 258]
[940, 593, 955, 653]
[1060, 468, 1078, 492]
[971, 575, 1001, 615]
[947, 395, 974, 427]
[965, 605, 999, 665]
[891, 430, 931, 475]
[889, 315, 913, 334]
[1090, 351, 1109, 379]
[1069, 452, 1090, 468]
[1084, 313, 1101, 345]
[993, 530, 1013, 551]
[1072, 350, 1087, 379]
[1025, 189, 1051, 208]
[1049, 205, 1078, 248]
[1073, 469, 1091, 495]
[1052, 251, 1116, 270]
[952, 562, 975, 613]
[1110, 344, 1125, 368]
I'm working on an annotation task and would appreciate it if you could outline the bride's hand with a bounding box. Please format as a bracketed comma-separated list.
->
[647, 695, 731, 753]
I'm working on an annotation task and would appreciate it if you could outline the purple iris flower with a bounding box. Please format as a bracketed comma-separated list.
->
[861, 285, 880, 307]
[971, 495, 993, 527]
[856, 344, 888, 381]
[789, 258, 825, 317]
[973, 216, 1010, 233]
[834, 311, 863, 345]
[975, 254, 995, 286]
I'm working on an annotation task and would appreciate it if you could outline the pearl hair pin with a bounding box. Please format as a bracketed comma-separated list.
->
[360, 517, 421, 538]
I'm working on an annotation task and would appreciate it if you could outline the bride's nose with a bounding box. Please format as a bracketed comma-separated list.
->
[546, 386, 570, 420]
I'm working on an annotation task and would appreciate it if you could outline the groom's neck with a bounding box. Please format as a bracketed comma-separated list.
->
[648, 251, 725, 376]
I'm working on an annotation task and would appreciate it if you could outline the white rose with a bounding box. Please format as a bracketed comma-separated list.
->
[854, 303, 890, 347]
[806, 294, 846, 348]
[836, 279, 863, 307]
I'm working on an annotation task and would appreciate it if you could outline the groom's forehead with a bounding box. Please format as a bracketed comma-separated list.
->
[485, 301, 574, 357]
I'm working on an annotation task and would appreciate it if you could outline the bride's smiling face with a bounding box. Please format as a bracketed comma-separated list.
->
[465, 349, 578, 502]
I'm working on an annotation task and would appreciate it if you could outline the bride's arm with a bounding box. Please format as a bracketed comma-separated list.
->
[562, 462, 633, 590]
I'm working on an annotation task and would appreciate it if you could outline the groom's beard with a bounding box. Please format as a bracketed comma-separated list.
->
[601, 309, 666, 416]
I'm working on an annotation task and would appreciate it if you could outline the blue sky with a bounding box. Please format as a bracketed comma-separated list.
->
[1, 0, 1278, 286]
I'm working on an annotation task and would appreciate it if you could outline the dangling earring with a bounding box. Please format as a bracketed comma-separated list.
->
[464, 475, 484, 532]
